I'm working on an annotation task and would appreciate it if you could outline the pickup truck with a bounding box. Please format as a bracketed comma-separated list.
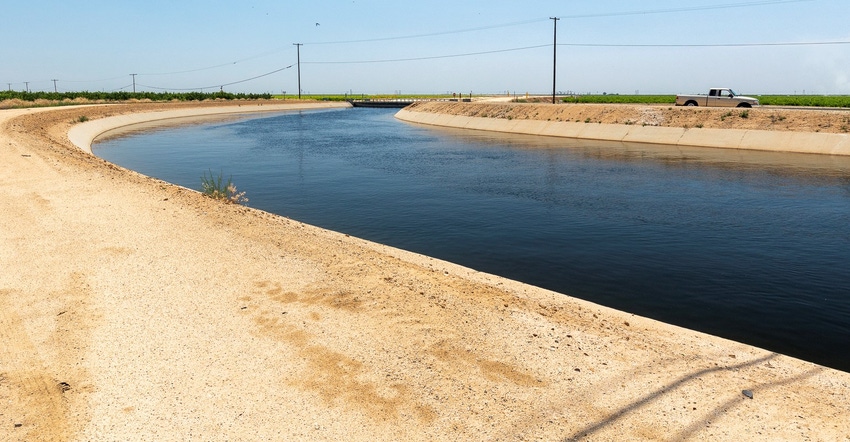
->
[675, 88, 759, 108]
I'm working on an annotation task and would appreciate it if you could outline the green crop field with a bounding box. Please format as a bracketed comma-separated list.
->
[754, 95, 850, 107]
[560, 94, 850, 107]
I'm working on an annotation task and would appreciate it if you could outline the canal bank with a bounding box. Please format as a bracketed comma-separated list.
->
[396, 101, 850, 155]
[69, 100, 351, 154]
[2, 102, 849, 441]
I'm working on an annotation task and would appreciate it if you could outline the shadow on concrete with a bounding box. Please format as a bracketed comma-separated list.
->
[673, 363, 824, 441]
[563, 353, 824, 441]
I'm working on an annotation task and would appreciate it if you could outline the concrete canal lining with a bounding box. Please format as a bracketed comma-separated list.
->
[396, 106, 850, 156]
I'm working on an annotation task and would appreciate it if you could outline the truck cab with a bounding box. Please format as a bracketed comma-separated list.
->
[708, 88, 739, 106]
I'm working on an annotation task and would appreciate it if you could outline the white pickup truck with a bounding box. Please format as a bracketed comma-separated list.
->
[675, 88, 759, 108]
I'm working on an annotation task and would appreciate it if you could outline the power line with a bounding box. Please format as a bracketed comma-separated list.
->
[304, 44, 550, 64]
[299, 38, 847, 65]
[557, 0, 811, 19]
[0, 1, 825, 92]
[124, 1, 810, 77]
[300, 0, 809, 45]
[137, 49, 297, 76]
[136, 64, 294, 91]
[304, 18, 547, 45]
[6, 37, 845, 92]
[5, 1, 814, 89]
[559, 40, 850, 48]
[136, 0, 808, 74]
[61, 75, 130, 83]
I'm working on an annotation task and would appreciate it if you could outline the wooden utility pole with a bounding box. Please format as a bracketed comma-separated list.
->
[550, 17, 560, 104]
[52, 79, 58, 93]
[130, 73, 137, 93]
[293, 43, 302, 99]
[24, 82, 29, 93]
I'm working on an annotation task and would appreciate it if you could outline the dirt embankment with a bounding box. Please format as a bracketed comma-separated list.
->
[408, 101, 850, 134]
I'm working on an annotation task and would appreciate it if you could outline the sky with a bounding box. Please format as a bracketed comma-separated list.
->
[3, 0, 849, 96]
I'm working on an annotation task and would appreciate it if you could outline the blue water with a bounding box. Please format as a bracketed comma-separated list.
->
[95, 107, 850, 372]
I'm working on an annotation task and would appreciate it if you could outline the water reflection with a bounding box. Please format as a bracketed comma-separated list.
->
[417, 123, 850, 184]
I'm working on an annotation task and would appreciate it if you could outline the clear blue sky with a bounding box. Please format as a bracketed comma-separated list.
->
[3, 0, 849, 95]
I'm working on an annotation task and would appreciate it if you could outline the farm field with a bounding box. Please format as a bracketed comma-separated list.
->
[562, 94, 850, 108]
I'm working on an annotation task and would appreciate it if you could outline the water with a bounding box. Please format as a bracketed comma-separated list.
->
[95, 107, 850, 372]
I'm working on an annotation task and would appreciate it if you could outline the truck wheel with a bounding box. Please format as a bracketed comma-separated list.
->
[736, 103, 752, 108]
[685, 101, 698, 106]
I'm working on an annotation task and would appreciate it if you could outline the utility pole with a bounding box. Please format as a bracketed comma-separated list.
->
[7, 83, 11, 92]
[550, 17, 560, 104]
[52, 79, 58, 93]
[130, 73, 137, 93]
[293, 43, 302, 99]
[24, 82, 29, 93]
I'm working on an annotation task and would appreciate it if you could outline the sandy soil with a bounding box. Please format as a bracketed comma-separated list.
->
[2, 101, 849, 441]
[413, 100, 850, 134]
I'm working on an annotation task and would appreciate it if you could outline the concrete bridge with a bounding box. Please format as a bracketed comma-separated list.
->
[347, 98, 471, 108]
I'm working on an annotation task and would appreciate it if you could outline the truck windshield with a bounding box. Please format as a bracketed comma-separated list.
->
[728, 89, 737, 96]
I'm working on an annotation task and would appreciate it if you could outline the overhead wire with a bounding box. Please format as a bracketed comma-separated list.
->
[559, 40, 850, 48]
[2, 0, 823, 90]
[138, 49, 291, 76]
[140, 0, 810, 71]
[303, 18, 547, 45]
[137, 64, 294, 91]
[61, 75, 131, 83]
[303, 40, 850, 65]
[301, 0, 810, 45]
[304, 45, 550, 64]
[557, 0, 811, 19]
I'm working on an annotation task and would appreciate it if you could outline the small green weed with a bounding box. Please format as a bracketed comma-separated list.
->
[739, 110, 749, 119]
[201, 170, 248, 205]
[76, 115, 89, 123]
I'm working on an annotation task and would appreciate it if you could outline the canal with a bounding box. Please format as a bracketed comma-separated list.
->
[94, 107, 850, 372]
